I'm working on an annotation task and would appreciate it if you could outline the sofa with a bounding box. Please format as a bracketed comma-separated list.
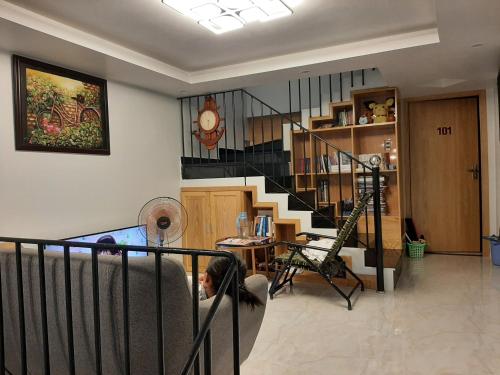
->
[0, 247, 268, 375]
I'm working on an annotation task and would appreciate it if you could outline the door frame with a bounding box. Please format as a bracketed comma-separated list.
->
[402, 90, 490, 256]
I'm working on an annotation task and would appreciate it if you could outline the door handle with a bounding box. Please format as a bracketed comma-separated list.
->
[467, 164, 480, 180]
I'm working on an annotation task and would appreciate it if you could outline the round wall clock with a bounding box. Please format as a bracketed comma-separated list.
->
[193, 96, 225, 150]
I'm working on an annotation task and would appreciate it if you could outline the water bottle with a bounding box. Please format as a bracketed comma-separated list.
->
[236, 212, 249, 238]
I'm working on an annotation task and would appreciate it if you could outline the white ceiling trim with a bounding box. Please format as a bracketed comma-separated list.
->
[191, 28, 440, 83]
[0, 0, 439, 86]
[0, 0, 189, 81]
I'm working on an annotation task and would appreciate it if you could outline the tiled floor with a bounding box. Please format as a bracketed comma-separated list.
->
[241, 254, 500, 375]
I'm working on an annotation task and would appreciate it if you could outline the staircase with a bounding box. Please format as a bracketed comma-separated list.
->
[179, 88, 394, 291]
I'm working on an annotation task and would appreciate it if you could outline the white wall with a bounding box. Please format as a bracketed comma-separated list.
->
[246, 69, 385, 117]
[486, 87, 500, 234]
[0, 51, 181, 240]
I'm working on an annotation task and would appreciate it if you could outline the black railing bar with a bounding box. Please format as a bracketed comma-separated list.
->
[122, 250, 131, 375]
[181, 261, 238, 375]
[251, 97, 255, 165]
[270, 108, 275, 180]
[180, 98, 185, 159]
[261, 102, 264, 174]
[177, 89, 241, 101]
[192, 255, 200, 375]
[239, 91, 248, 185]
[362, 69, 365, 86]
[318, 76, 322, 117]
[37, 243, 50, 375]
[91, 247, 103, 375]
[155, 250, 165, 375]
[223, 92, 227, 164]
[308, 77, 312, 119]
[350, 71, 354, 87]
[197, 96, 202, 165]
[241, 90, 373, 168]
[233, 92, 237, 164]
[350, 159, 358, 245]
[288, 83, 297, 188]
[363, 165, 369, 249]
[231, 266, 240, 375]
[15, 242, 27, 375]
[297, 80, 302, 126]
[329, 74, 333, 103]
[189, 97, 194, 160]
[204, 330, 212, 375]
[279, 114, 285, 187]
[326, 145, 331, 210]
[340, 72, 343, 102]
[0, 238, 243, 258]
[313, 136, 319, 208]
[63, 245, 76, 375]
[338, 151, 343, 223]
[303, 128, 307, 191]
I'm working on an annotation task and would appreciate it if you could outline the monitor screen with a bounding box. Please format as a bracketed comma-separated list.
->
[45, 225, 148, 256]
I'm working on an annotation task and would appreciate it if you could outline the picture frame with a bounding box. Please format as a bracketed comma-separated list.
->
[12, 55, 110, 155]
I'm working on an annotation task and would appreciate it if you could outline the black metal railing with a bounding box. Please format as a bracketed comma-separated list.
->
[179, 78, 384, 292]
[0, 237, 241, 375]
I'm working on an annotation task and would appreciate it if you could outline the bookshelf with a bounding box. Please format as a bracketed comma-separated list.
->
[291, 87, 403, 250]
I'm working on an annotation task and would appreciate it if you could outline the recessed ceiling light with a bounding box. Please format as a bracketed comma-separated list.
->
[161, 0, 300, 34]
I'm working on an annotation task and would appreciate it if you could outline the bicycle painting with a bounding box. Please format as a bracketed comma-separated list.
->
[13, 55, 110, 154]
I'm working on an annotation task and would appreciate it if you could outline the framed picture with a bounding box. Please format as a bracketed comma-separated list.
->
[12, 55, 110, 154]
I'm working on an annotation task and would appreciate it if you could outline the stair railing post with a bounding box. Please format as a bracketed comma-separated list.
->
[372, 166, 385, 293]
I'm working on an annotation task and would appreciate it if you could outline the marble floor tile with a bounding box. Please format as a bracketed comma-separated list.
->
[241, 254, 500, 375]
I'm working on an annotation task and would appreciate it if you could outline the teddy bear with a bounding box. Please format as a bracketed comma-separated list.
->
[369, 98, 395, 123]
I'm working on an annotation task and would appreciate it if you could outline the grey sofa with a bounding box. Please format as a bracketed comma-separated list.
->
[0, 248, 268, 375]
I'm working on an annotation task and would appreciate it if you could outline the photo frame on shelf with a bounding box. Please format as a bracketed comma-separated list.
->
[12, 55, 110, 155]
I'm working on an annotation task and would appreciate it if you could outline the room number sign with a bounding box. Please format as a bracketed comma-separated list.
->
[437, 126, 452, 135]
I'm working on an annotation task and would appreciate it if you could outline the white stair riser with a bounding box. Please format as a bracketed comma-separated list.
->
[180, 176, 395, 291]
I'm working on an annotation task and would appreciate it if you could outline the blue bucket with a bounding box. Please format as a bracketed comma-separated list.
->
[491, 240, 500, 267]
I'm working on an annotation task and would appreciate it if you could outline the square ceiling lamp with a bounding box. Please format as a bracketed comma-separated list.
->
[162, 0, 301, 34]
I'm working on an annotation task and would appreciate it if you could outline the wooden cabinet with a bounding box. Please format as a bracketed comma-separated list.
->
[181, 189, 247, 271]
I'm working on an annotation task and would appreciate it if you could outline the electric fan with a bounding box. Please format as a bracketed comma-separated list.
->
[138, 197, 188, 247]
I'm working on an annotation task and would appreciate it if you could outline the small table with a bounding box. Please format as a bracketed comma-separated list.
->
[215, 237, 275, 277]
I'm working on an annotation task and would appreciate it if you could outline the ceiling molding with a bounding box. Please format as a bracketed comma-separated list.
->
[0, 0, 439, 86]
[0, 0, 189, 81]
[191, 28, 440, 83]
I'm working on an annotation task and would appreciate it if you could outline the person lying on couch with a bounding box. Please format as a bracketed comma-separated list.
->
[199, 255, 263, 309]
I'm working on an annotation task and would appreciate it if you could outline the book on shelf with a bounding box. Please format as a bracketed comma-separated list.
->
[254, 215, 273, 237]
[334, 109, 354, 127]
[296, 158, 311, 173]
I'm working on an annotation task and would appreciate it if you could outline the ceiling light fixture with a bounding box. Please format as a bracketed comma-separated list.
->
[162, 0, 300, 34]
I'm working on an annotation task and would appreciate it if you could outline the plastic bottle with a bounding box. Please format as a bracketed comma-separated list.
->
[236, 212, 249, 238]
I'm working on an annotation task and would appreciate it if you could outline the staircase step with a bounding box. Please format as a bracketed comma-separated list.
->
[288, 191, 316, 211]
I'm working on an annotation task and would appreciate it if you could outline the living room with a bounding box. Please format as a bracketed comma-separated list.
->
[0, 0, 500, 374]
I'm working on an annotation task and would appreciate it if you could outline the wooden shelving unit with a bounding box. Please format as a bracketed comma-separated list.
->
[291, 87, 403, 250]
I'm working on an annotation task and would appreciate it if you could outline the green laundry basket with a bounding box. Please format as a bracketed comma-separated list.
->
[407, 241, 427, 258]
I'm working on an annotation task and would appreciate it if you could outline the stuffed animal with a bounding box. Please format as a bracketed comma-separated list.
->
[369, 98, 395, 123]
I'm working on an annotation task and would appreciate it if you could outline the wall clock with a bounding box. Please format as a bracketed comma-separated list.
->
[193, 96, 225, 150]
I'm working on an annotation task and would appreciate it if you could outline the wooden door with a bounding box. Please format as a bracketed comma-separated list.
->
[409, 97, 481, 253]
[182, 191, 212, 270]
[209, 191, 244, 243]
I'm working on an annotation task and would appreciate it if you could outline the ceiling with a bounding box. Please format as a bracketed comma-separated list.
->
[0, 0, 499, 97]
[6, 0, 437, 71]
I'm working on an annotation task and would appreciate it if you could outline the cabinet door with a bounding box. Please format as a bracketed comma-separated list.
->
[182, 191, 212, 271]
[209, 191, 244, 244]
